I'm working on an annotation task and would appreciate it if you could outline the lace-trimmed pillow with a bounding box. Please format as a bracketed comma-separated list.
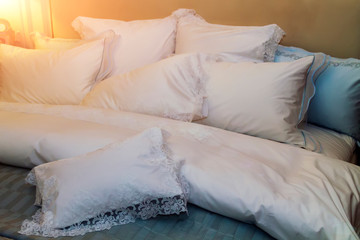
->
[172, 9, 285, 62]
[82, 53, 208, 122]
[20, 128, 187, 237]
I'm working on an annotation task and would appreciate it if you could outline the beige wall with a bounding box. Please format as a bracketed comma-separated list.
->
[50, 0, 360, 59]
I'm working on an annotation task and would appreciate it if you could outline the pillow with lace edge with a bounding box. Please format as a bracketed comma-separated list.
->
[81, 53, 209, 122]
[20, 127, 188, 237]
[172, 8, 285, 62]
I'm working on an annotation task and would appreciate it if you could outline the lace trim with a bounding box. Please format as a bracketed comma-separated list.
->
[179, 174, 190, 200]
[275, 50, 305, 60]
[26, 170, 43, 206]
[171, 8, 206, 25]
[71, 18, 87, 40]
[162, 53, 209, 122]
[328, 58, 360, 68]
[19, 195, 187, 238]
[155, 129, 190, 198]
[25, 169, 36, 185]
[145, 129, 184, 182]
[164, 112, 193, 122]
[188, 53, 210, 121]
[263, 25, 285, 62]
[179, 124, 213, 141]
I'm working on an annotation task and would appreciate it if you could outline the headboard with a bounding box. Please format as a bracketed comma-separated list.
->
[50, 0, 360, 59]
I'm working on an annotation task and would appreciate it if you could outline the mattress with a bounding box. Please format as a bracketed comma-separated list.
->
[301, 124, 357, 163]
[0, 163, 275, 240]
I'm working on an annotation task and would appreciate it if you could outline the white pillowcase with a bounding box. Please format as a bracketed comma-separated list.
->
[0, 34, 117, 105]
[173, 9, 285, 62]
[72, 15, 177, 76]
[30, 31, 118, 84]
[196, 56, 314, 147]
[20, 128, 187, 237]
[31, 32, 82, 49]
[82, 53, 208, 122]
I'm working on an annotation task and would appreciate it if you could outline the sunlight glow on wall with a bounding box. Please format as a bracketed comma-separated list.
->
[0, 0, 52, 47]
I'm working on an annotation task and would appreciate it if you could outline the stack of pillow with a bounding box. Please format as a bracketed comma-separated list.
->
[0, 8, 359, 149]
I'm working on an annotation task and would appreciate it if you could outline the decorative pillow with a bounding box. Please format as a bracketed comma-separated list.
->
[82, 53, 208, 122]
[173, 9, 285, 62]
[275, 45, 329, 123]
[72, 15, 177, 76]
[31, 32, 82, 49]
[276, 46, 360, 141]
[196, 56, 314, 148]
[307, 57, 360, 141]
[0, 34, 117, 105]
[20, 128, 187, 237]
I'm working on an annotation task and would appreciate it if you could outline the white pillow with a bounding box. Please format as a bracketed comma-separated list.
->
[30, 31, 118, 84]
[82, 53, 208, 122]
[173, 9, 285, 62]
[72, 15, 177, 76]
[0, 34, 117, 105]
[20, 128, 187, 237]
[196, 56, 314, 147]
[31, 32, 82, 49]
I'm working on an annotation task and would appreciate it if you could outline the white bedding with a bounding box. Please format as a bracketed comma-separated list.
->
[0, 102, 359, 240]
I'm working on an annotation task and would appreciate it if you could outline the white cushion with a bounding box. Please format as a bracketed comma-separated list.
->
[0, 34, 117, 105]
[31, 32, 82, 49]
[72, 15, 177, 76]
[196, 56, 314, 147]
[173, 9, 285, 62]
[82, 53, 208, 122]
[20, 128, 187, 237]
[30, 31, 118, 84]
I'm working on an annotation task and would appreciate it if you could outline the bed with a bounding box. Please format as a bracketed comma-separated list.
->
[0, 0, 359, 240]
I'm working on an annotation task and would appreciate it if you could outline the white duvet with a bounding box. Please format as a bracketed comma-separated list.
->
[0, 102, 359, 240]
